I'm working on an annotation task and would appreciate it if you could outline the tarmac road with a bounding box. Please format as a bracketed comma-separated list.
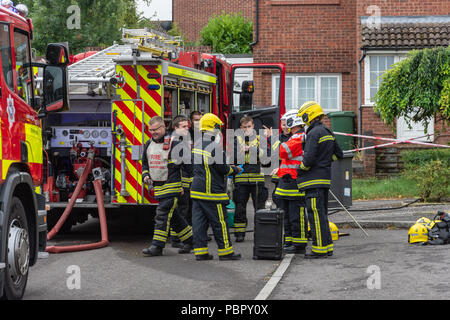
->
[23, 199, 450, 300]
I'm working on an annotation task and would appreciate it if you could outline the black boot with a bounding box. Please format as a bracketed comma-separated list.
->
[235, 234, 245, 243]
[171, 236, 183, 248]
[178, 242, 193, 254]
[219, 252, 242, 261]
[196, 254, 214, 261]
[142, 245, 163, 257]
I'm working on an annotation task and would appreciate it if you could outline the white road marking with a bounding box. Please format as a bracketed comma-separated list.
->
[254, 253, 294, 300]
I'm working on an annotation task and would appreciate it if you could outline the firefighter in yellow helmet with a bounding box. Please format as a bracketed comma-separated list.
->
[297, 101, 343, 259]
[190, 113, 243, 261]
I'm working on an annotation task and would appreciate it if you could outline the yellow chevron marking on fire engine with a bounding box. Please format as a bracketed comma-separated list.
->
[114, 148, 139, 203]
[114, 167, 138, 203]
[137, 64, 162, 117]
[116, 65, 162, 117]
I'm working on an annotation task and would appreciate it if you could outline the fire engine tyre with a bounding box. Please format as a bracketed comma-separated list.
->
[3, 197, 29, 300]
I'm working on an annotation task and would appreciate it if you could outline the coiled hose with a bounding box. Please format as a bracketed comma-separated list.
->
[46, 158, 109, 253]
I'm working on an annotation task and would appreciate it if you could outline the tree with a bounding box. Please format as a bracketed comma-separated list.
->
[374, 46, 450, 132]
[200, 11, 253, 54]
[27, 0, 154, 55]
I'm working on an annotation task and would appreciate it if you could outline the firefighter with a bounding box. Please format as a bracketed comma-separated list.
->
[169, 115, 193, 249]
[273, 111, 308, 253]
[141, 116, 193, 257]
[189, 110, 203, 142]
[232, 116, 268, 243]
[267, 112, 292, 207]
[297, 101, 343, 259]
[190, 113, 242, 261]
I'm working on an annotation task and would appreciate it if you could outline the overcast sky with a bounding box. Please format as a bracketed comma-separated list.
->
[137, 0, 172, 20]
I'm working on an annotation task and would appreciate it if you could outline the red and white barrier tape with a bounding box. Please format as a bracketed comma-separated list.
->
[334, 132, 450, 153]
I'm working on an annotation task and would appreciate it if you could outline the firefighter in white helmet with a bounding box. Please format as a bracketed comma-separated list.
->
[273, 110, 308, 253]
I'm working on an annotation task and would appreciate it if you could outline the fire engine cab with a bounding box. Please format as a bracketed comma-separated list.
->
[43, 28, 285, 232]
[0, 5, 70, 299]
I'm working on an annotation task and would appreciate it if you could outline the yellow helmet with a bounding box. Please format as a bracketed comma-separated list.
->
[415, 217, 431, 225]
[329, 221, 339, 241]
[199, 113, 223, 132]
[408, 223, 429, 244]
[297, 101, 324, 125]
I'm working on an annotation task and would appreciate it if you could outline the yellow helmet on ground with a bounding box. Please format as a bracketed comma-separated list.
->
[329, 221, 339, 241]
[199, 113, 223, 132]
[297, 101, 324, 125]
[415, 217, 431, 225]
[408, 223, 429, 244]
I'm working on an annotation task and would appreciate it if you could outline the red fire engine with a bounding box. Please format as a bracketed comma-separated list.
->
[0, 5, 70, 299]
[42, 28, 285, 233]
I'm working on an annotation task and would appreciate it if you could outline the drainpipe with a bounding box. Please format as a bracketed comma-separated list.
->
[249, 0, 259, 49]
[357, 49, 367, 148]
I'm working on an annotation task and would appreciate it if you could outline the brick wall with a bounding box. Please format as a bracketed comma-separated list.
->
[173, 0, 253, 43]
[253, 0, 358, 116]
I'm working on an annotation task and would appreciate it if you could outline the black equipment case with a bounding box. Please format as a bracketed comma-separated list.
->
[253, 208, 284, 260]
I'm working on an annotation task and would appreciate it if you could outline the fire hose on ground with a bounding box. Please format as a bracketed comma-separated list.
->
[46, 152, 109, 253]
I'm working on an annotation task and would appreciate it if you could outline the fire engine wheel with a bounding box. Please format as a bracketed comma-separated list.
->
[3, 197, 29, 300]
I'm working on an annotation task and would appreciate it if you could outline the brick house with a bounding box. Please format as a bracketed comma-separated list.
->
[172, 0, 253, 43]
[173, 0, 450, 176]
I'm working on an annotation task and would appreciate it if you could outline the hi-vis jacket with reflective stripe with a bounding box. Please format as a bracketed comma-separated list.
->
[298, 121, 343, 190]
[274, 132, 305, 199]
[278, 132, 304, 180]
[233, 135, 265, 185]
[268, 132, 291, 183]
[191, 134, 239, 203]
[142, 134, 191, 200]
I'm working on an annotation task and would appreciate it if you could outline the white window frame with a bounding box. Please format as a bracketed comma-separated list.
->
[364, 51, 408, 106]
[272, 73, 342, 112]
[364, 51, 434, 142]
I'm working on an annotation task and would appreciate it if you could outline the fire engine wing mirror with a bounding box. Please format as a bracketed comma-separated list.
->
[41, 65, 70, 115]
[46, 43, 69, 66]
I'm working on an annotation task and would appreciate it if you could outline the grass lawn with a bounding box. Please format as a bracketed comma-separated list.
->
[352, 176, 418, 200]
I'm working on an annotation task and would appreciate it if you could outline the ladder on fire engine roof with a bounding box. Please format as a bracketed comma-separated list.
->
[68, 43, 132, 84]
[121, 27, 183, 59]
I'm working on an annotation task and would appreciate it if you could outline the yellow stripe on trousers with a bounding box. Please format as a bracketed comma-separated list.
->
[217, 204, 230, 249]
[312, 197, 322, 249]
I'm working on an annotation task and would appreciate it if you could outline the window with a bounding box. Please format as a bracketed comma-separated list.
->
[273, 74, 341, 112]
[365, 52, 433, 141]
[0, 23, 13, 89]
[364, 53, 405, 105]
[274, 76, 294, 109]
[14, 29, 33, 105]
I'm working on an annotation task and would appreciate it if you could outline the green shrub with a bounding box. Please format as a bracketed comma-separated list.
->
[200, 11, 253, 54]
[404, 159, 450, 202]
[402, 148, 450, 169]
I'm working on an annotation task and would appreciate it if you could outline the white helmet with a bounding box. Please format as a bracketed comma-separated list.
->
[282, 110, 304, 128]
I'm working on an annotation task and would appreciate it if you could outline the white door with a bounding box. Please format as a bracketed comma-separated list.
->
[397, 115, 434, 142]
